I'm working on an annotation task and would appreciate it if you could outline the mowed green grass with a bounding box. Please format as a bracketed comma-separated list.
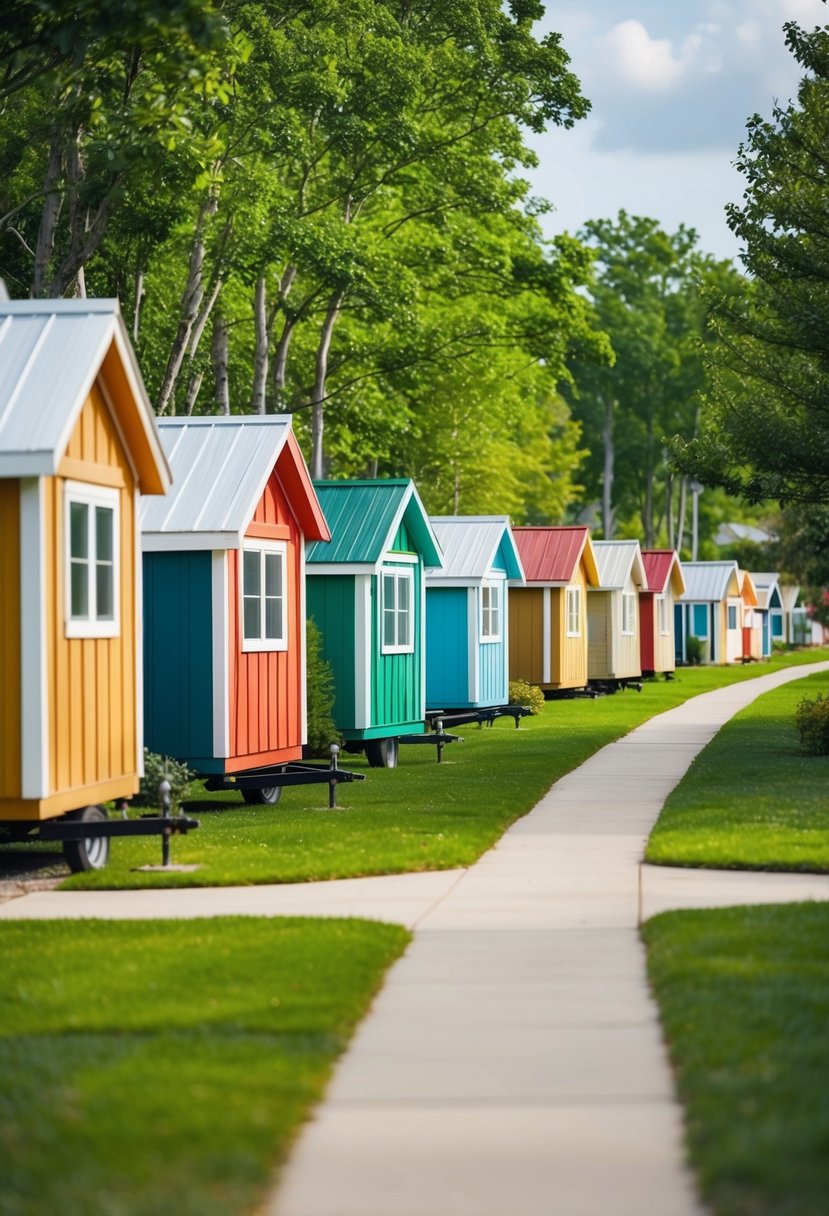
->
[646, 670, 829, 871]
[0, 917, 409, 1216]
[643, 904, 829, 1216]
[46, 650, 826, 890]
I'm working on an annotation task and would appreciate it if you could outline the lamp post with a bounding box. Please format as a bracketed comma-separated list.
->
[689, 479, 703, 561]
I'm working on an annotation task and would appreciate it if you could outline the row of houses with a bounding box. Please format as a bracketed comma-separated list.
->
[0, 299, 821, 870]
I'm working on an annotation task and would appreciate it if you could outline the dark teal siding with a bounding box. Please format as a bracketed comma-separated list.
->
[306, 575, 356, 730]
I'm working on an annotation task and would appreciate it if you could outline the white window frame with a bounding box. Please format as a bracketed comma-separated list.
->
[565, 586, 581, 637]
[657, 594, 669, 635]
[480, 579, 502, 643]
[381, 565, 415, 654]
[241, 540, 288, 653]
[621, 592, 636, 636]
[64, 480, 120, 639]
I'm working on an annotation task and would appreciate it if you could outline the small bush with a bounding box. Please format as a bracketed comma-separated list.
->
[306, 616, 340, 756]
[685, 635, 705, 665]
[136, 750, 194, 810]
[508, 679, 545, 715]
[794, 693, 829, 755]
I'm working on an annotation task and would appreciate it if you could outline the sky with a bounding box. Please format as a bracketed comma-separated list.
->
[527, 0, 828, 263]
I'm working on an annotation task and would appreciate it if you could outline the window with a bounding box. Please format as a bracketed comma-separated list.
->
[481, 580, 501, 641]
[381, 567, 414, 653]
[657, 595, 669, 635]
[242, 542, 286, 651]
[621, 593, 636, 635]
[727, 604, 738, 630]
[566, 586, 580, 637]
[692, 604, 709, 638]
[64, 482, 119, 638]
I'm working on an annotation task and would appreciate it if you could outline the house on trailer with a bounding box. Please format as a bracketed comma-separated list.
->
[509, 526, 599, 694]
[750, 572, 784, 657]
[141, 417, 330, 802]
[640, 549, 685, 677]
[305, 479, 443, 767]
[587, 540, 647, 688]
[0, 298, 171, 870]
[675, 561, 742, 664]
[738, 570, 762, 661]
[425, 516, 524, 712]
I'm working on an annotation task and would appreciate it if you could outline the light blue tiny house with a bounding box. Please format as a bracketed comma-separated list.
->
[425, 516, 524, 711]
[306, 480, 443, 767]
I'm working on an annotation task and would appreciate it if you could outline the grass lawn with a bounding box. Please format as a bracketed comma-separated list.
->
[0, 916, 409, 1216]
[643, 903, 829, 1216]
[26, 649, 823, 890]
[646, 669, 829, 871]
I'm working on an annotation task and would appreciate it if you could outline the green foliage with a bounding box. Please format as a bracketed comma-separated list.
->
[305, 617, 339, 757]
[508, 679, 545, 715]
[794, 692, 829, 756]
[684, 634, 705, 665]
[136, 750, 194, 811]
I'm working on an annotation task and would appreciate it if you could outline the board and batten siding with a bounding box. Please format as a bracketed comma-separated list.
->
[551, 578, 589, 689]
[587, 594, 611, 679]
[654, 590, 676, 672]
[371, 559, 424, 733]
[306, 574, 357, 731]
[226, 475, 304, 771]
[426, 586, 469, 708]
[508, 587, 545, 686]
[616, 589, 641, 678]
[0, 478, 21, 800]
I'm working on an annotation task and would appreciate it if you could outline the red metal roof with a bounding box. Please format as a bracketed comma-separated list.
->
[513, 526, 591, 584]
[642, 549, 684, 596]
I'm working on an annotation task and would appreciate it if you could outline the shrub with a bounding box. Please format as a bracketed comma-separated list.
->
[685, 635, 705, 665]
[508, 679, 545, 715]
[306, 616, 340, 756]
[794, 693, 829, 755]
[136, 750, 194, 810]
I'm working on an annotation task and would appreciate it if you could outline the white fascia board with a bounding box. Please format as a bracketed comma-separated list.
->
[306, 563, 374, 577]
[353, 574, 372, 729]
[142, 531, 239, 552]
[134, 485, 144, 775]
[299, 540, 308, 746]
[467, 588, 479, 703]
[424, 576, 478, 589]
[0, 452, 54, 477]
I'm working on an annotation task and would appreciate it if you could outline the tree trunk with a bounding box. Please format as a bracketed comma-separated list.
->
[601, 394, 615, 539]
[184, 372, 204, 415]
[212, 313, 230, 415]
[156, 197, 216, 415]
[133, 267, 145, 342]
[251, 275, 268, 414]
[665, 461, 675, 550]
[677, 475, 688, 555]
[272, 315, 296, 409]
[32, 122, 64, 297]
[310, 290, 344, 479]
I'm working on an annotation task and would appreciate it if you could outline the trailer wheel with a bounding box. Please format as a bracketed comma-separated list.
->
[241, 785, 282, 806]
[364, 737, 399, 768]
[63, 805, 110, 873]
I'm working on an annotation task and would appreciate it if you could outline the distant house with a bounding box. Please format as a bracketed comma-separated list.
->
[640, 550, 685, 676]
[676, 561, 742, 664]
[425, 516, 524, 711]
[509, 526, 599, 694]
[780, 583, 806, 645]
[306, 479, 443, 767]
[141, 417, 330, 799]
[750, 571, 784, 657]
[739, 570, 762, 661]
[588, 540, 647, 687]
[714, 521, 775, 547]
[0, 299, 171, 869]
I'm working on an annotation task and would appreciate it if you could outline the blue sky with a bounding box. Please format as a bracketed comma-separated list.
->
[527, 0, 827, 262]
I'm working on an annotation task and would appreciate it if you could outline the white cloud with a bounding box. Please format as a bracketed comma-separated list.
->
[603, 20, 686, 91]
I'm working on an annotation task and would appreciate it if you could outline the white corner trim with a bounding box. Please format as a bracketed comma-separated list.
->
[211, 551, 230, 758]
[134, 486, 144, 774]
[299, 540, 308, 747]
[419, 564, 426, 719]
[20, 478, 49, 799]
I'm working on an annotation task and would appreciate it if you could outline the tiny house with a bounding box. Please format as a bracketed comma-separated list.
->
[739, 570, 762, 661]
[750, 572, 783, 657]
[587, 540, 647, 688]
[306, 479, 443, 767]
[676, 561, 742, 664]
[425, 516, 524, 711]
[509, 526, 599, 693]
[0, 299, 171, 868]
[141, 417, 330, 799]
[640, 549, 685, 676]
[780, 582, 806, 645]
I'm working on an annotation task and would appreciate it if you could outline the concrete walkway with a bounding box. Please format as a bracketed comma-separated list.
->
[3, 662, 829, 1216]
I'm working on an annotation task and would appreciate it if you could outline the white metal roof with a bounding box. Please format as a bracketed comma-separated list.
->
[0, 298, 169, 487]
[780, 583, 801, 612]
[750, 571, 781, 610]
[426, 516, 524, 583]
[680, 561, 740, 602]
[591, 540, 646, 591]
[141, 416, 293, 550]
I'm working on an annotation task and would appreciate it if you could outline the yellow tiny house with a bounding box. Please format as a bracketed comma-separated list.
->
[0, 300, 170, 864]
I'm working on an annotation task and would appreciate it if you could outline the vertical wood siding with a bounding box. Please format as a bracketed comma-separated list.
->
[425, 587, 469, 708]
[478, 632, 506, 705]
[50, 386, 138, 796]
[306, 575, 356, 730]
[0, 480, 21, 798]
[587, 593, 611, 679]
[227, 471, 303, 769]
[640, 594, 656, 672]
[508, 588, 544, 685]
[371, 560, 423, 729]
[655, 590, 676, 672]
[617, 578, 642, 677]
[550, 574, 589, 689]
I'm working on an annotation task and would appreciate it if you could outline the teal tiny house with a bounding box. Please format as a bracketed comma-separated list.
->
[306, 480, 443, 766]
[425, 516, 524, 710]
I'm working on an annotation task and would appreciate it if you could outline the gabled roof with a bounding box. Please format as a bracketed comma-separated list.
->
[642, 549, 685, 597]
[0, 298, 170, 493]
[426, 516, 524, 583]
[141, 417, 329, 550]
[780, 583, 801, 613]
[592, 540, 647, 591]
[750, 571, 782, 610]
[512, 526, 599, 587]
[739, 569, 758, 607]
[680, 561, 741, 602]
[306, 479, 442, 570]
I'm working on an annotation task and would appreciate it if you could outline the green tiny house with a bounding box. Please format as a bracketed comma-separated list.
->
[306, 480, 443, 765]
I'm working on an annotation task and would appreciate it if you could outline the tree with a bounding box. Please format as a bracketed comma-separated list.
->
[671, 19, 829, 505]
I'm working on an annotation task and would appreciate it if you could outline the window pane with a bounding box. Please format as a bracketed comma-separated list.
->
[265, 552, 281, 597]
[693, 604, 708, 636]
[70, 501, 88, 558]
[95, 506, 113, 562]
[70, 562, 88, 618]
[265, 598, 279, 639]
[96, 563, 114, 619]
[244, 598, 260, 640]
[243, 550, 261, 596]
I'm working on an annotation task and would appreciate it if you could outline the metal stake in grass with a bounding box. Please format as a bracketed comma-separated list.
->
[329, 743, 340, 809]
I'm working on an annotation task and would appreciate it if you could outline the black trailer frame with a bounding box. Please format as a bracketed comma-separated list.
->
[202, 752, 365, 808]
[425, 704, 532, 731]
[1, 810, 200, 870]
